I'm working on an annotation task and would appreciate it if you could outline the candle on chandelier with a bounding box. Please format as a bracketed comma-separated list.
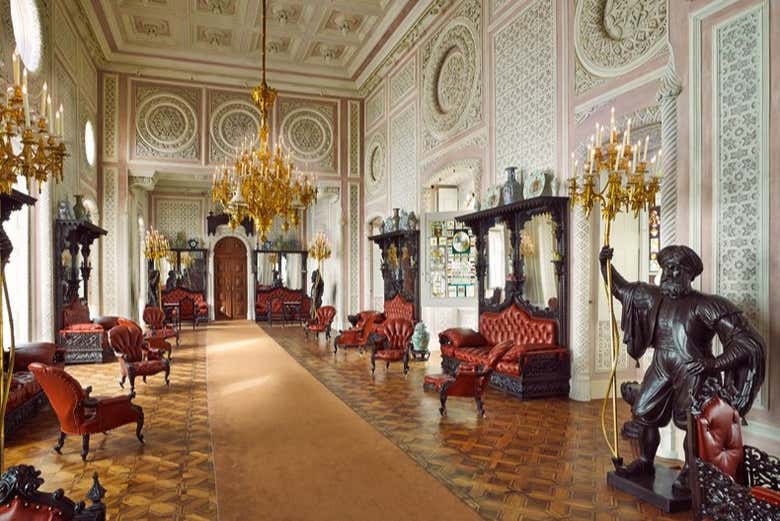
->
[22, 67, 27, 91]
[650, 155, 657, 177]
[40, 83, 47, 118]
[614, 144, 622, 170]
[12, 49, 20, 85]
[643, 135, 649, 163]
[573, 160, 578, 178]
[59, 104, 64, 135]
[46, 95, 52, 125]
[610, 107, 615, 137]
[22, 85, 30, 128]
[54, 110, 60, 138]
[626, 118, 632, 145]
[570, 152, 575, 178]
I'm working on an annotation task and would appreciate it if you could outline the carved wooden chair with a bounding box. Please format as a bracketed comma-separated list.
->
[142, 306, 179, 352]
[369, 318, 414, 375]
[688, 377, 780, 520]
[424, 340, 512, 417]
[107, 325, 171, 392]
[28, 363, 144, 461]
[0, 465, 106, 520]
[305, 306, 336, 340]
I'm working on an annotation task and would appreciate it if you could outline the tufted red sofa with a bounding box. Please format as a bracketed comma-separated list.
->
[439, 303, 570, 399]
[162, 288, 208, 328]
[5, 342, 65, 436]
[255, 287, 311, 325]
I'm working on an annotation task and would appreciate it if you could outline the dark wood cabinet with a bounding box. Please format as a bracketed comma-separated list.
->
[368, 229, 420, 321]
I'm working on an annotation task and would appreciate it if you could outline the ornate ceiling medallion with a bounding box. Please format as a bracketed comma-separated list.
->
[422, 19, 478, 139]
[136, 92, 198, 155]
[209, 99, 260, 160]
[281, 108, 333, 164]
[574, 0, 667, 77]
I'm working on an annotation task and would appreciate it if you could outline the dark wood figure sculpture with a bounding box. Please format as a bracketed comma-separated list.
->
[310, 269, 324, 312]
[147, 268, 160, 308]
[601, 245, 766, 510]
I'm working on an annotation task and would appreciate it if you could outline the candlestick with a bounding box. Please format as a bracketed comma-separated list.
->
[22, 86, 30, 128]
[40, 83, 47, 118]
[643, 135, 649, 162]
[58, 104, 64, 136]
[46, 95, 52, 124]
[12, 49, 20, 85]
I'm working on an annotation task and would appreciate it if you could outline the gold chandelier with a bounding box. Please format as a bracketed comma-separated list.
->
[0, 49, 66, 194]
[211, 0, 317, 241]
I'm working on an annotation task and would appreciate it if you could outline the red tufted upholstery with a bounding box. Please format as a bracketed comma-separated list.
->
[4, 343, 64, 434]
[334, 311, 386, 353]
[108, 325, 170, 392]
[162, 288, 208, 327]
[384, 295, 414, 322]
[424, 340, 512, 416]
[479, 305, 557, 346]
[29, 362, 144, 461]
[256, 287, 311, 324]
[142, 306, 179, 352]
[370, 318, 414, 374]
[118, 318, 170, 360]
[694, 395, 744, 479]
[305, 306, 337, 340]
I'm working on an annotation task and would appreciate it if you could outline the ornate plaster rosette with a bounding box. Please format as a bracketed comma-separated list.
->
[280, 108, 334, 165]
[136, 92, 198, 156]
[209, 98, 261, 161]
[422, 16, 479, 140]
[574, 0, 667, 77]
[365, 134, 385, 195]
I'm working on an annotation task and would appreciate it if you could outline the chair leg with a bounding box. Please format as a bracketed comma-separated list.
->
[81, 434, 90, 461]
[403, 351, 410, 375]
[136, 410, 145, 444]
[386, 361, 390, 371]
[129, 375, 136, 393]
[142, 375, 147, 383]
[371, 352, 376, 375]
[476, 396, 485, 417]
[119, 375, 126, 389]
[164, 364, 171, 386]
[54, 432, 66, 453]
[439, 392, 448, 416]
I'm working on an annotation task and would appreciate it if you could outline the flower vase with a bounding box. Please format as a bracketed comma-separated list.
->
[391, 208, 400, 231]
[72, 195, 87, 220]
[501, 167, 522, 205]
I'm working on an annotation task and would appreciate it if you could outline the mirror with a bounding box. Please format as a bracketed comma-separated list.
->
[256, 252, 279, 289]
[255, 251, 305, 290]
[484, 221, 513, 306]
[161, 255, 175, 290]
[520, 213, 559, 309]
[280, 252, 304, 290]
[179, 250, 206, 292]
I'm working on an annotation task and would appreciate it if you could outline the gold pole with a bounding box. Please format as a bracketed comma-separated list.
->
[0, 266, 15, 472]
[0, 266, 4, 471]
[599, 218, 621, 461]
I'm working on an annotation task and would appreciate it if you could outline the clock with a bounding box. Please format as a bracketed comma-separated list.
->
[452, 230, 470, 254]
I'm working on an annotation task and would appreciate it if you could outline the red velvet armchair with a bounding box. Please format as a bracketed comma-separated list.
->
[688, 378, 780, 520]
[369, 317, 414, 375]
[333, 311, 385, 354]
[117, 318, 172, 360]
[107, 325, 171, 392]
[424, 340, 512, 417]
[0, 465, 106, 520]
[305, 306, 336, 340]
[28, 363, 144, 461]
[142, 306, 179, 352]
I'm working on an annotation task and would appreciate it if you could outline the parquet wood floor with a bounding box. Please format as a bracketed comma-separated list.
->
[5, 328, 217, 521]
[267, 325, 692, 521]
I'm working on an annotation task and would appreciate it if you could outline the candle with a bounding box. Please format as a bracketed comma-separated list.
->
[614, 144, 622, 170]
[650, 155, 657, 176]
[595, 123, 600, 145]
[570, 152, 575, 177]
[626, 118, 632, 144]
[46, 95, 52, 125]
[12, 49, 20, 85]
[22, 85, 30, 128]
[54, 111, 60, 137]
[573, 160, 578, 178]
[40, 83, 47, 117]
[610, 107, 615, 131]
[22, 68, 27, 91]
[643, 135, 649, 162]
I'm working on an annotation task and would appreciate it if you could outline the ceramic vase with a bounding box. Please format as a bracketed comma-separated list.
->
[72, 195, 86, 219]
[412, 322, 430, 352]
[391, 208, 400, 231]
[501, 167, 522, 205]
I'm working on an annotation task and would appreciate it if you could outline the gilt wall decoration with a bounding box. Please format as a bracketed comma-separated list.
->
[134, 83, 200, 160]
[421, 0, 481, 152]
[574, 0, 668, 95]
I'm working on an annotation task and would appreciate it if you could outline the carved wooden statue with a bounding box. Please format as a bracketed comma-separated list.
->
[600, 244, 766, 494]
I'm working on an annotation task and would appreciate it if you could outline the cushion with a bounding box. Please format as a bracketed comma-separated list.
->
[132, 360, 168, 376]
[751, 486, 780, 507]
[496, 360, 520, 375]
[373, 349, 406, 361]
[440, 328, 488, 348]
[62, 323, 103, 333]
[503, 343, 563, 361]
[453, 347, 491, 365]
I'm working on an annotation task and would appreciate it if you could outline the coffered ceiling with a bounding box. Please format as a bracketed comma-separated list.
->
[81, 0, 422, 93]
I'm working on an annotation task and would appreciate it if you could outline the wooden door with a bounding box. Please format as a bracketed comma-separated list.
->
[214, 238, 247, 320]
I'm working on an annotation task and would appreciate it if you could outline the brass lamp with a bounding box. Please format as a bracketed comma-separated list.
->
[307, 232, 332, 318]
[144, 227, 170, 307]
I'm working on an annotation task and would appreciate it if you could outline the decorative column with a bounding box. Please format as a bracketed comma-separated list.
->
[656, 59, 682, 248]
[34, 182, 55, 342]
[569, 205, 593, 401]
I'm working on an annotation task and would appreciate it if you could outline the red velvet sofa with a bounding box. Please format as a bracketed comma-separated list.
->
[162, 288, 208, 328]
[255, 287, 311, 325]
[5, 342, 65, 436]
[59, 300, 111, 364]
[439, 303, 570, 399]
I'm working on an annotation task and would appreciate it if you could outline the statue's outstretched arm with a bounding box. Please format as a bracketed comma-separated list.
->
[599, 246, 630, 301]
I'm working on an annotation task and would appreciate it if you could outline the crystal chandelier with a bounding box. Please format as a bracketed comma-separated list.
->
[0, 48, 66, 194]
[211, 0, 317, 241]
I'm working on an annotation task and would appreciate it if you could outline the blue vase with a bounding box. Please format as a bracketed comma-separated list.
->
[501, 167, 522, 205]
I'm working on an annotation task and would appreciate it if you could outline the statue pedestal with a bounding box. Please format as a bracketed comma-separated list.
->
[607, 466, 691, 513]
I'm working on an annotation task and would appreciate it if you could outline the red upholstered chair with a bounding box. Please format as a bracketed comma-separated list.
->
[107, 325, 170, 392]
[305, 306, 336, 340]
[117, 318, 172, 361]
[59, 299, 107, 364]
[28, 363, 144, 461]
[334, 311, 386, 354]
[687, 378, 780, 520]
[424, 340, 512, 417]
[142, 306, 179, 353]
[0, 465, 106, 520]
[384, 294, 414, 321]
[370, 317, 414, 375]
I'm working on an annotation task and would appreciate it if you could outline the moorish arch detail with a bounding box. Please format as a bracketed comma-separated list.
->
[134, 84, 200, 160]
[209, 92, 261, 163]
[421, 0, 481, 152]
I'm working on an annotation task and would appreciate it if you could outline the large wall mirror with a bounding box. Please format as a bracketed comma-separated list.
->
[484, 222, 512, 306]
[255, 250, 306, 291]
[520, 213, 560, 310]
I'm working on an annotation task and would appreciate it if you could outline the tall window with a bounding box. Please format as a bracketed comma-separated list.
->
[3, 179, 30, 345]
[10, 0, 42, 72]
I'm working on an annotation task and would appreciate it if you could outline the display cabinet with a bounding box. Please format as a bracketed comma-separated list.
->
[368, 229, 420, 321]
[423, 212, 477, 300]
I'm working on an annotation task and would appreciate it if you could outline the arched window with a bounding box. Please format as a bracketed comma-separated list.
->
[10, 0, 42, 72]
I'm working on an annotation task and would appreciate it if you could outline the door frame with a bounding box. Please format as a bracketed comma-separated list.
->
[207, 226, 254, 320]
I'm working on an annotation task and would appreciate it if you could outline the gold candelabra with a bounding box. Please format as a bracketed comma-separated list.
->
[307, 232, 331, 317]
[211, 0, 317, 241]
[0, 48, 65, 470]
[568, 108, 662, 464]
[144, 227, 170, 307]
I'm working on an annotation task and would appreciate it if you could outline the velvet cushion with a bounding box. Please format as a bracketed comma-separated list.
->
[373, 349, 406, 362]
[695, 395, 744, 479]
[439, 328, 488, 348]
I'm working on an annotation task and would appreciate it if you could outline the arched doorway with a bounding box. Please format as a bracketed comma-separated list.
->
[214, 237, 248, 320]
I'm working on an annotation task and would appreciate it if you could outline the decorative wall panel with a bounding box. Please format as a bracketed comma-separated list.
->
[492, 0, 511, 17]
[366, 86, 385, 129]
[154, 198, 205, 241]
[53, 59, 78, 190]
[570, 206, 592, 399]
[278, 98, 337, 173]
[102, 167, 118, 314]
[208, 90, 261, 163]
[365, 130, 386, 196]
[714, 5, 769, 333]
[348, 183, 360, 313]
[53, 1, 77, 70]
[134, 83, 200, 161]
[389, 104, 416, 210]
[421, 0, 481, 153]
[78, 47, 98, 103]
[494, 0, 555, 175]
[574, 0, 667, 78]
[348, 100, 360, 177]
[102, 74, 119, 162]
[389, 57, 415, 107]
